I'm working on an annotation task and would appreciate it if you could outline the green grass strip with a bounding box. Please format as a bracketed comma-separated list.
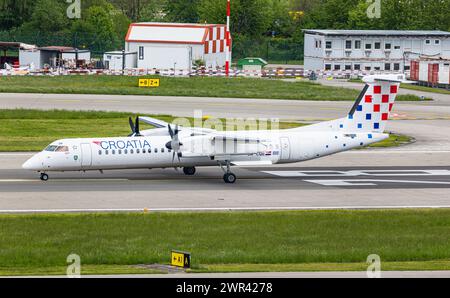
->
[1, 209, 450, 274]
[0, 75, 427, 101]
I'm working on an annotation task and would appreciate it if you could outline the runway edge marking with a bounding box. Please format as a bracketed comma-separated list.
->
[2, 205, 450, 214]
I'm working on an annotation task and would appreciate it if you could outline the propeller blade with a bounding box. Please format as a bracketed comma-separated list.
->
[135, 116, 141, 136]
[128, 117, 135, 133]
[168, 125, 174, 138]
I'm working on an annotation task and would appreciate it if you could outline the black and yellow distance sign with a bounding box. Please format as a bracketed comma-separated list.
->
[138, 78, 160, 87]
[171, 250, 191, 268]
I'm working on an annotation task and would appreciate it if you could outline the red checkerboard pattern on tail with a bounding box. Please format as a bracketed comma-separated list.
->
[343, 80, 400, 133]
[204, 25, 228, 54]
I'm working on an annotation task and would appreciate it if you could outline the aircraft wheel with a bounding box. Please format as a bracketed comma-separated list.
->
[183, 167, 196, 176]
[223, 173, 237, 184]
[40, 173, 49, 181]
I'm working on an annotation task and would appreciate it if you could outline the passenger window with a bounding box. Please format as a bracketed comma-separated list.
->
[130, 149, 134, 154]
[118, 150, 122, 154]
[161, 148, 165, 153]
[98, 150, 102, 155]
[143, 149, 146, 154]
[154, 148, 158, 153]
[112, 150, 116, 155]
[137, 149, 140, 154]
[124, 149, 128, 154]
[105, 150, 109, 155]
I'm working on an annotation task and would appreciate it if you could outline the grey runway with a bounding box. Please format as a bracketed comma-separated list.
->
[1, 93, 449, 121]
[2, 166, 450, 191]
[1, 151, 450, 213]
[1, 93, 450, 152]
[0, 93, 449, 213]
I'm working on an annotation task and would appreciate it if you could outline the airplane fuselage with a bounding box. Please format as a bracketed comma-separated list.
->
[22, 130, 388, 173]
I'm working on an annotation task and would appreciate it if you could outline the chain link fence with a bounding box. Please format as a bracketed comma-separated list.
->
[0, 31, 120, 58]
[1, 31, 304, 64]
[232, 37, 304, 64]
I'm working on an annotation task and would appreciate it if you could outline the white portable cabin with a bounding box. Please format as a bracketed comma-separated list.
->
[103, 51, 137, 70]
[61, 51, 91, 61]
[125, 22, 231, 70]
[19, 46, 90, 69]
[411, 57, 450, 87]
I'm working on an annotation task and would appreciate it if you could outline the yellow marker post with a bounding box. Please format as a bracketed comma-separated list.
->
[171, 250, 191, 269]
[138, 79, 149, 87]
[138, 78, 160, 88]
[148, 79, 160, 87]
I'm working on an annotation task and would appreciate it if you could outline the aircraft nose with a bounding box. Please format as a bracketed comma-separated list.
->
[22, 155, 42, 171]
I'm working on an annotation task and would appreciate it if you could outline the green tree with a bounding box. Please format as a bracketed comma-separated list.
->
[139, 0, 167, 22]
[164, 0, 200, 23]
[20, 0, 68, 33]
[71, 5, 119, 52]
[198, 0, 273, 37]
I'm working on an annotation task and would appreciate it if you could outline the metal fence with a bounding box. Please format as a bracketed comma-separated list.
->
[232, 37, 304, 64]
[0, 31, 305, 63]
[0, 31, 119, 58]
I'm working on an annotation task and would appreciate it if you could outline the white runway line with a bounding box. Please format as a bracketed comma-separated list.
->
[341, 150, 450, 154]
[1, 205, 450, 214]
[0, 179, 38, 182]
[304, 179, 450, 186]
[264, 169, 450, 177]
[0, 179, 128, 182]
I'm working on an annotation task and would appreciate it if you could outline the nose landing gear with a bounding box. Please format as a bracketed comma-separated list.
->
[40, 173, 49, 181]
[219, 161, 237, 184]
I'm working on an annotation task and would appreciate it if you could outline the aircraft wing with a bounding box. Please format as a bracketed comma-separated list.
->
[138, 116, 170, 128]
[139, 116, 217, 134]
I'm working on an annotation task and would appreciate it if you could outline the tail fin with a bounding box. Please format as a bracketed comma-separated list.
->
[343, 74, 404, 132]
[295, 74, 406, 133]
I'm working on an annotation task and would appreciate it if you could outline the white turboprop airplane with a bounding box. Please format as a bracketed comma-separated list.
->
[23, 74, 406, 183]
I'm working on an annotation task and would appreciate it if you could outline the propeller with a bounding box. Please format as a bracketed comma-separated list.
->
[128, 116, 142, 137]
[165, 124, 183, 163]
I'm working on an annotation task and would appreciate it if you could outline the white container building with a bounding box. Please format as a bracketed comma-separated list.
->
[303, 30, 450, 72]
[125, 22, 231, 70]
[103, 51, 137, 70]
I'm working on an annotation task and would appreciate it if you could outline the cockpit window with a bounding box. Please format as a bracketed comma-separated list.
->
[55, 146, 69, 152]
[45, 145, 58, 152]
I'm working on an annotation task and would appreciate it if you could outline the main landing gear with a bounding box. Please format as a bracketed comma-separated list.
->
[40, 173, 49, 181]
[183, 167, 196, 176]
[219, 161, 237, 184]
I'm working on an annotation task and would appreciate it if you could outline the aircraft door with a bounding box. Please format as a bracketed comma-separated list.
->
[80, 143, 92, 168]
[280, 137, 290, 160]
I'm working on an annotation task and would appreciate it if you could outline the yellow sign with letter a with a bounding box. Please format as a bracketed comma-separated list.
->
[138, 78, 160, 88]
[171, 250, 191, 268]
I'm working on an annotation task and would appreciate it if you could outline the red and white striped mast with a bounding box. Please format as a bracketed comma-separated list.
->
[225, 0, 231, 77]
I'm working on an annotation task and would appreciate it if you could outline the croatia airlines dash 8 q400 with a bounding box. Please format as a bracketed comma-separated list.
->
[23, 74, 407, 184]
